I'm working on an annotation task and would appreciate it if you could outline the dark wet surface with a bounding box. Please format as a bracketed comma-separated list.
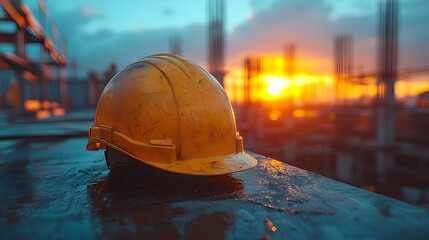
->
[1, 118, 429, 239]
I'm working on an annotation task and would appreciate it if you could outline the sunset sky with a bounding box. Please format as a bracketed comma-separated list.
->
[22, 0, 429, 77]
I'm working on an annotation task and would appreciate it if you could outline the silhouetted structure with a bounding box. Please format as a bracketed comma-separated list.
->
[169, 35, 182, 56]
[0, 0, 66, 111]
[207, 0, 225, 86]
[333, 35, 354, 146]
[375, 0, 398, 182]
[284, 43, 296, 77]
[334, 35, 353, 106]
[243, 57, 261, 105]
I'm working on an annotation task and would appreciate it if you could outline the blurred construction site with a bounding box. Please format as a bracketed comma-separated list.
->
[1, 0, 429, 208]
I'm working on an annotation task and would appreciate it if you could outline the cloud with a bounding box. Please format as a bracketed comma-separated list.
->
[80, 5, 104, 19]
[49, 0, 429, 76]
[162, 7, 175, 17]
[227, 0, 376, 73]
[227, 0, 429, 74]
[51, 5, 103, 41]
[58, 20, 206, 71]
[398, 0, 429, 66]
[248, 0, 275, 10]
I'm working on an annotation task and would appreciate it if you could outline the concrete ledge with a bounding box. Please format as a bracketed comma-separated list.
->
[0, 137, 428, 239]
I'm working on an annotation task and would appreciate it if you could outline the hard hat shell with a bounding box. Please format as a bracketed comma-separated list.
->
[87, 53, 257, 175]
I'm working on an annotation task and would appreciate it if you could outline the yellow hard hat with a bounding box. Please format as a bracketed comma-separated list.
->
[87, 54, 257, 175]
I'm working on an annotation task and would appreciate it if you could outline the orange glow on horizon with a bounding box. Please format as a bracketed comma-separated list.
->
[292, 109, 318, 118]
[42, 101, 51, 109]
[36, 110, 51, 120]
[25, 100, 41, 111]
[224, 56, 429, 105]
[268, 110, 282, 121]
[52, 107, 66, 116]
[225, 69, 334, 104]
[25, 100, 66, 118]
[263, 75, 291, 100]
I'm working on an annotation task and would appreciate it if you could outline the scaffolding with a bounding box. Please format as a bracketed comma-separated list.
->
[0, 0, 66, 111]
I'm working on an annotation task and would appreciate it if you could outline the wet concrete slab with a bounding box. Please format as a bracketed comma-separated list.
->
[0, 110, 93, 140]
[0, 129, 429, 239]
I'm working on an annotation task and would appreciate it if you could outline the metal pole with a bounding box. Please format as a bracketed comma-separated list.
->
[207, 0, 225, 86]
[60, 39, 67, 108]
[16, 23, 26, 112]
[376, 0, 398, 183]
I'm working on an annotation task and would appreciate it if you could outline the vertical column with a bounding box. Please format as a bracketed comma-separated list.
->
[207, 0, 225, 86]
[60, 40, 67, 107]
[169, 35, 181, 56]
[334, 34, 353, 170]
[376, 0, 398, 183]
[15, 21, 26, 112]
[334, 35, 352, 107]
[39, 1, 49, 109]
[284, 43, 296, 77]
[243, 57, 252, 105]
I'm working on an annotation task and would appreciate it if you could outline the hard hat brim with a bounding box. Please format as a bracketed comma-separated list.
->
[144, 152, 258, 176]
[87, 128, 258, 176]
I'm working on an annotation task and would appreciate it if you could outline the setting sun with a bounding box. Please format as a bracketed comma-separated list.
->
[267, 83, 282, 96]
[263, 75, 290, 99]
[224, 67, 335, 104]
